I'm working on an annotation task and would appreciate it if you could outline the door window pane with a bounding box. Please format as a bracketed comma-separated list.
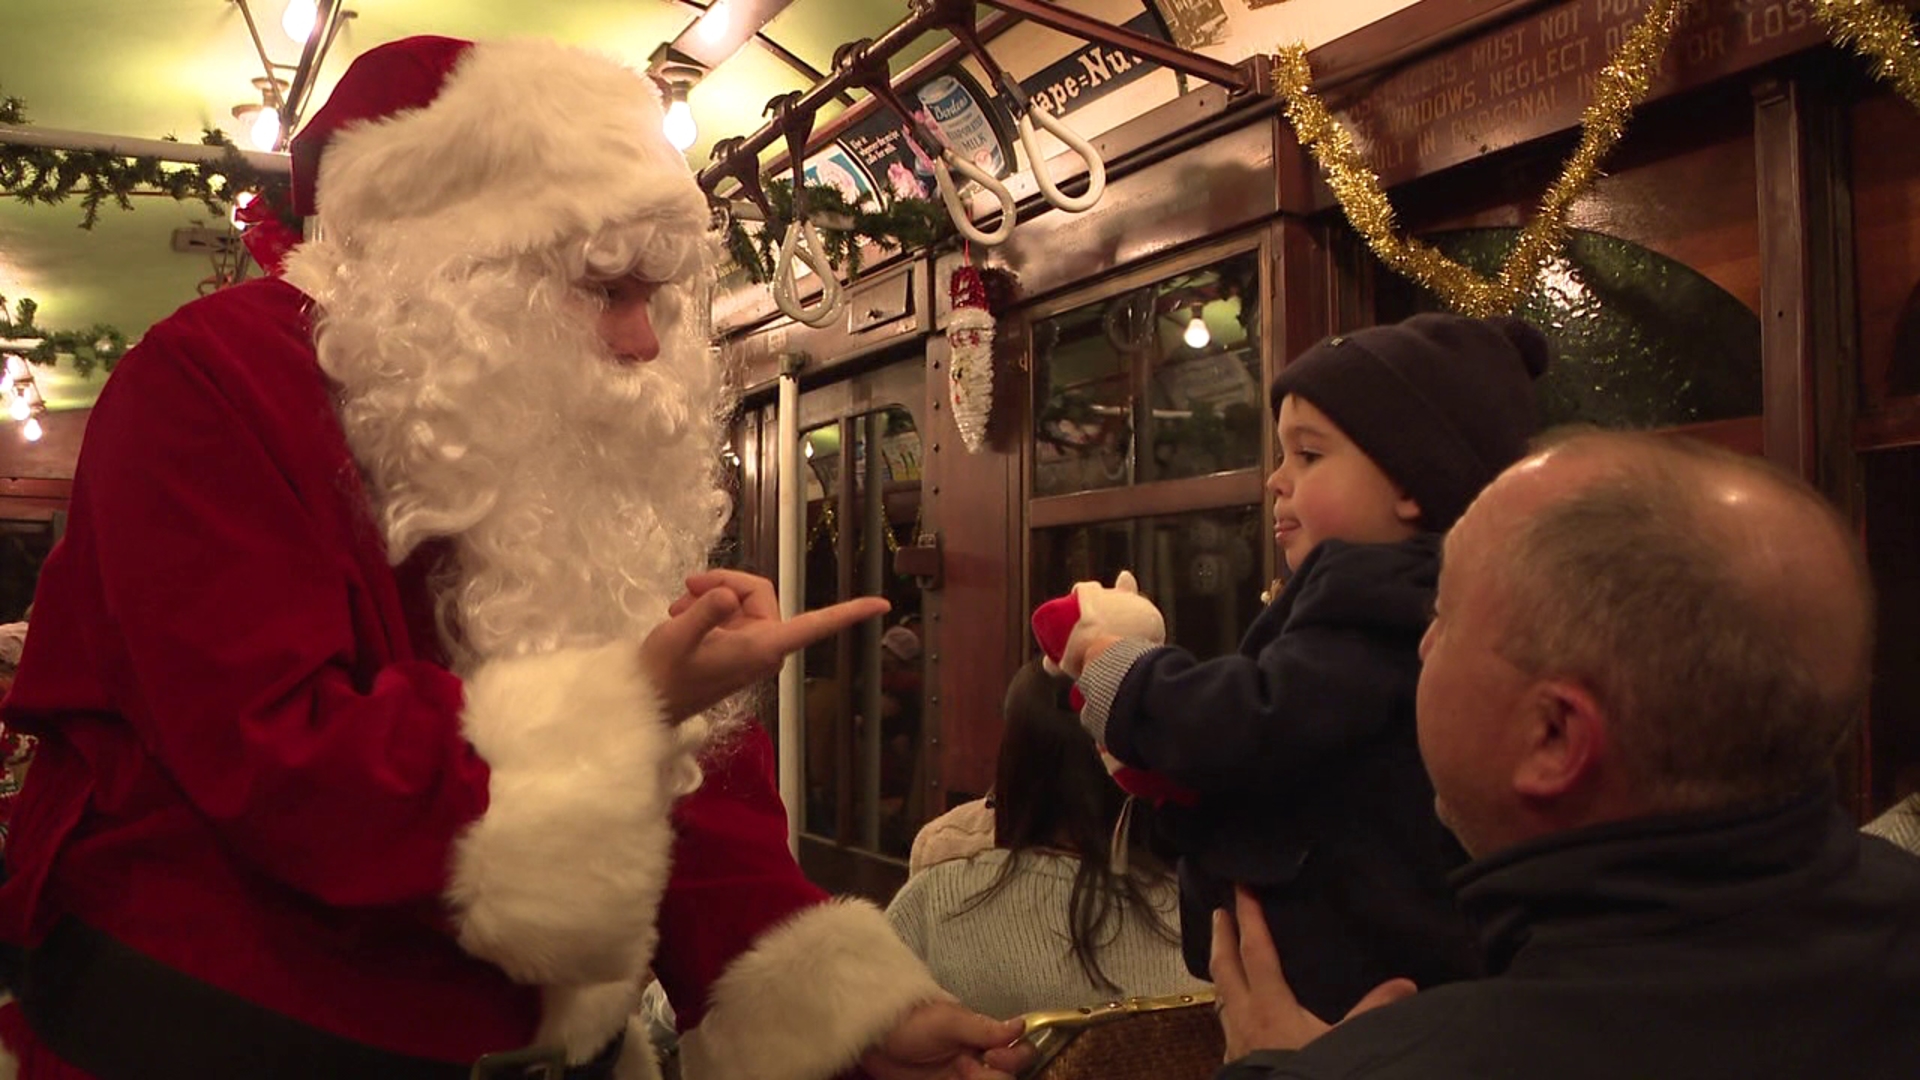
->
[799, 408, 927, 858]
[1375, 228, 1762, 428]
[1033, 251, 1264, 496]
[1032, 505, 1265, 662]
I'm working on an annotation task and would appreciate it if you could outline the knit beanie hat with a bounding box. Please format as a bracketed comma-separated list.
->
[1268, 313, 1549, 531]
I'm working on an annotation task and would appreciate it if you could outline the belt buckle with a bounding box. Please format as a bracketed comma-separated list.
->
[471, 1045, 569, 1080]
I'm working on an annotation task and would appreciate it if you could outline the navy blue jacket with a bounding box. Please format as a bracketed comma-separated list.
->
[1093, 535, 1478, 1020]
[1217, 791, 1920, 1079]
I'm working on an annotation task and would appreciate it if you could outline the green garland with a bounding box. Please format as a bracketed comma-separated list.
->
[0, 294, 126, 377]
[1, 94, 290, 230]
[0, 91, 287, 378]
[724, 178, 955, 284]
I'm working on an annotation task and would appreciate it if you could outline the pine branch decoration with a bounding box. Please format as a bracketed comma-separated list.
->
[1, 293, 128, 378]
[0, 93, 291, 230]
[724, 179, 956, 285]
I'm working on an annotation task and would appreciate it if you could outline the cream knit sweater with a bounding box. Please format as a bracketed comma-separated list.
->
[884, 848, 1210, 1019]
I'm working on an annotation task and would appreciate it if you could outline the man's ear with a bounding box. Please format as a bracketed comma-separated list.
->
[1512, 679, 1606, 799]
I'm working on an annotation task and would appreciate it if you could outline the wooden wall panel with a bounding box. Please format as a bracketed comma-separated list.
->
[1754, 72, 1858, 500]
[1863, 446, 1920, 814]
[1850, 91, 1920, 415]
[1390, 89, 1761, 313]
[1310, 0, 1824, 199]
[0, 408, 91, 485]
[919, 326, 1022, 804]
[983, 116, 1279, 307]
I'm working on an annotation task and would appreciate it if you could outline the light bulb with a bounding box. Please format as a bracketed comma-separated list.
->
[281, 0, 318, 42]
[9, 397, 30, 422]
[803, 439, 815, 460]
[696, 0, 731, 45]
[1183, 314, 1211, 350]
[249, 106, 283, 152]
[230, 190, 257, 231]
[21, 417, 41, 442]
[663, 99, 697, 153]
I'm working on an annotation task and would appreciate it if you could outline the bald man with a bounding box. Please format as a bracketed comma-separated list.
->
[1210, 430, 1920, 1080]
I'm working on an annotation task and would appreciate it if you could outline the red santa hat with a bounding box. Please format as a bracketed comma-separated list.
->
[289, 35, 471, 217]
[285, 34, 709, 262]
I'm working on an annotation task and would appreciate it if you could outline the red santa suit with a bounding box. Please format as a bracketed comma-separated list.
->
[0, 36, 944, 1080]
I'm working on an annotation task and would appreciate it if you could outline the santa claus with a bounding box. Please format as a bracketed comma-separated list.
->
[0, 35, 1025, 1080]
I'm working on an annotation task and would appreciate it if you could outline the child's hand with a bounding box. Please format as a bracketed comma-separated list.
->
[1059, 570, 1165, 678]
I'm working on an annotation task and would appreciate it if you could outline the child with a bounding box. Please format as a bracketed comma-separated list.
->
[1044, 312, 1549, 1020]
[886, 660, 1203, 1018]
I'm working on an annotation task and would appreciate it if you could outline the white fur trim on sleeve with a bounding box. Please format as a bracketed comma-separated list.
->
[677, 899, 950, 1080]
[448, 641, 691, 988]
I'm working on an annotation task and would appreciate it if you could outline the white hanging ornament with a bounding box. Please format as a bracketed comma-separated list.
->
[947, 264, 995, 453]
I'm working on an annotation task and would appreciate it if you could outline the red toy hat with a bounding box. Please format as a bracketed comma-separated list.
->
[289, 35, 474, 217]
[1030, 580, 1196, 808]
[1030, 593, 1080, 674]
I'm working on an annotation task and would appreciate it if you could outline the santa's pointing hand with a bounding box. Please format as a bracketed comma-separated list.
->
[649, 568, 889, 724]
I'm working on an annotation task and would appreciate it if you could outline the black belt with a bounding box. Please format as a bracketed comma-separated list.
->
[20, 918, 625, 1080]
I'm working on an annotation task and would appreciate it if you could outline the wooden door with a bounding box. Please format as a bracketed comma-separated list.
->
[744, 354, 930, 902]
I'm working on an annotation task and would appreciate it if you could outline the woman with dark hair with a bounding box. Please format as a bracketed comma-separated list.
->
[886, 659, 1205, 1017]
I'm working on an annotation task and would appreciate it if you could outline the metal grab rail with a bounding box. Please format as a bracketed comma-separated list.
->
[697, 0, 1273, 260]
[1017, 105, 1104, 213]
[771, 218, 845, 327]
[933, 150, 1017, 245]
[766, 93, 847, 327]
[835, 37, 1019, 246]
[929, 0, 1104, 214]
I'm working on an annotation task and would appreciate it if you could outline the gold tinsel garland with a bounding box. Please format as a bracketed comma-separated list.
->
[1810, 0, 1920, 109]
[1269, 0, 1686, 317]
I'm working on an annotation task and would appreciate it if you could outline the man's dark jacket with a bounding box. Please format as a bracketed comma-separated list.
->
[1218, 790, 1920, 1079]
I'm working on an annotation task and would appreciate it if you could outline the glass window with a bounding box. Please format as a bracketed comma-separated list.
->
[1032, 250, 1265, 497]
[0, 519, 53, 623]
[1375, 228, 1763, 428]
[1032, 505, 1266, 662]
[798, 407, 927, 858]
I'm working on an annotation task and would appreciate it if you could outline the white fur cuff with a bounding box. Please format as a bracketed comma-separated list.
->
[448, 642, 689, 988]
[677, 899, 949, 1080]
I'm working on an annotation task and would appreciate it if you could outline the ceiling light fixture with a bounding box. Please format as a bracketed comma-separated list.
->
[230, 190, 258, 231]
[227, 0, 357, 157]
[649, 44, 709, 156]
[232, 77, 290, 153]
[281, 0, 318, 43]
[2, 355, 47, 442]
[663, 89, 697, 153]
[1183, 312, 1212, 350]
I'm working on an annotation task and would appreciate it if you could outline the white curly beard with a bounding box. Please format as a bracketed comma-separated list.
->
[303, 228, 732, 674]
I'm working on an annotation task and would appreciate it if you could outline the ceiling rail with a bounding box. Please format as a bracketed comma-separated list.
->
[695, 0, 1269, 199]
[0, 126, 290, 173]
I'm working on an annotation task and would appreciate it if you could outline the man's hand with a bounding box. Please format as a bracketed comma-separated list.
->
[1211, 887, 1416, 1061]
[645, 569, 888, 724]
[858, 999, 1032, 1080]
